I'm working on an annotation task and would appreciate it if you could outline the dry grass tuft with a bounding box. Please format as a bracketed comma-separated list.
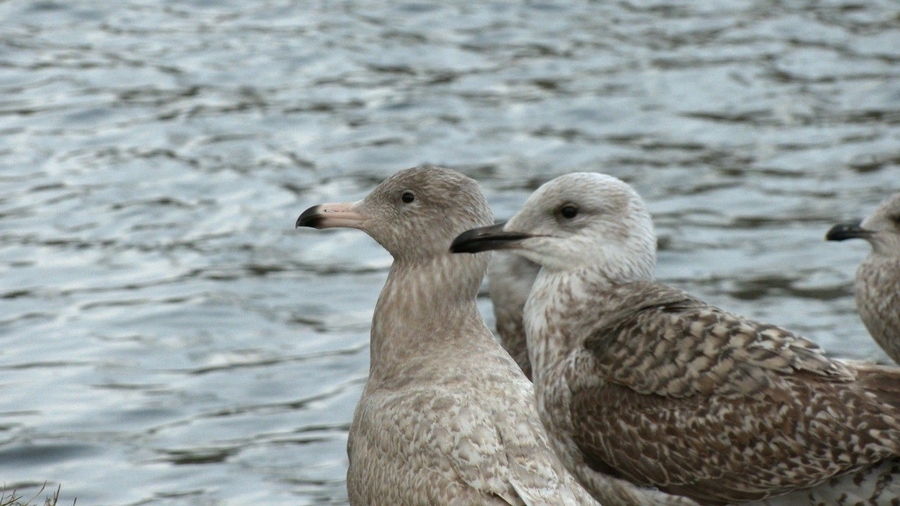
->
[0, 484, 72, 506]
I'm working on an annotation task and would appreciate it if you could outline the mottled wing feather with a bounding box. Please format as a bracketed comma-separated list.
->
[439, 403, 522, 505]
[567, 282, 900, 504]
[348, 389, 520, 505]
[571, 380, 899, 504]
[491, 406, 596, 506]
[853, 363, 900, 410]
[761, 459, 900, 506]
[415, 390, 592, 506]
[578, 282, 854, 399]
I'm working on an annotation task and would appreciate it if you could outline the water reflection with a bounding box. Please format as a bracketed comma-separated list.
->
[0, 1, 898, 505]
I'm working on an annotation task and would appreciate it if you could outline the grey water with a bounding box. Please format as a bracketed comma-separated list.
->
[0, 1, 898, 504]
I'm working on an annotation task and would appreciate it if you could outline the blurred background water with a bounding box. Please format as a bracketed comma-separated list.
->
[0, 0, 898, 504]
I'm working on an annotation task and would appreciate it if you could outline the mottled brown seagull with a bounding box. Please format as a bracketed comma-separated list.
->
[827, 192, 900, 365]
[296, 166, 613, 505]
[488, 252, 540, 380]
[451, 172, 900, 505]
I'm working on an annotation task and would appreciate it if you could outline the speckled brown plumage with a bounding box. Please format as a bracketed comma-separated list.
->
[488, 252, 540, 380]
[827, 192, 900, 365]
[564, 281, 900, 505]
[451, 172, 900, 506]
[298, 166, 606, 506]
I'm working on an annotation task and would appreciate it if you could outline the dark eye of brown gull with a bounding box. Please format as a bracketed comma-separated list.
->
[401, 191, 415, 204]
[560, 204, 578, 219]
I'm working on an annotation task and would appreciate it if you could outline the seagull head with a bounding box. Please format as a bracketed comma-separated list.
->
[298, 165, 494, 263]
[451, 172, 656, 282]
[826, 192, 900, 257]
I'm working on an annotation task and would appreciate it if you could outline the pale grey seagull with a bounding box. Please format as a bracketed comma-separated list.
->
[451, 172, 900, 506]
[297, 166, 618, 505]
[826, 192, 900, 365]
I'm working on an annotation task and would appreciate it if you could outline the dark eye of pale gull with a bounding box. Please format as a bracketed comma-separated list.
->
[560, 205, 578, 219]
[401, 191, 415, 203]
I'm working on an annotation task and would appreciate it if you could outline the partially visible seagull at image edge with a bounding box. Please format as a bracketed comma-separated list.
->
[296, 166, 694, 505]
[827, 192, 900, 365]
[451, 172, 900, 505]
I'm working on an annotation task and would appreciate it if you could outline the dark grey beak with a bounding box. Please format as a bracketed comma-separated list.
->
[826, 221, 871, 241]
[450, 222, 532, 254]
[296, 205, 323, 228]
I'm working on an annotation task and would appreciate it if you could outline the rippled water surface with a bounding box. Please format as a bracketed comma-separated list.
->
[1, 1, 899, 504]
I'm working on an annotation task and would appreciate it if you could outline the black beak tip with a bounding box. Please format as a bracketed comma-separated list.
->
[450, 228, 484, 254]
[296, 205, 322, 229]
[450, 223, 530, 254]
[825, 221, 866, 242]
